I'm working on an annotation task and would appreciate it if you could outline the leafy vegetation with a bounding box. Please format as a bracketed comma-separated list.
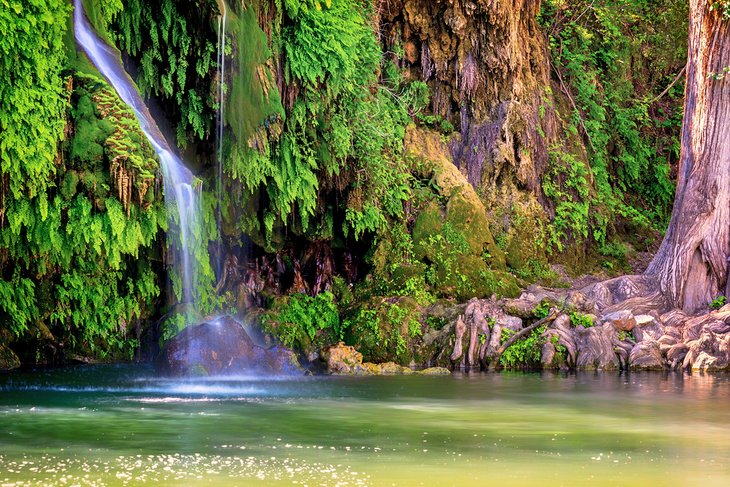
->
[261, 292, 341, 351]
[112, 0, 219, 146]
[225, 0, 412, 248]
[540, 0, 687, 248]
[500, 326, 547, 369]
[711, 295, 727, 310]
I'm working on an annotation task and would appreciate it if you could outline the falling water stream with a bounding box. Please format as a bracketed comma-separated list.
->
[73, 0, 201, 304]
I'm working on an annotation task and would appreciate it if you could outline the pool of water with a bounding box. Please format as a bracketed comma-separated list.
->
[1, 366, 729, 486]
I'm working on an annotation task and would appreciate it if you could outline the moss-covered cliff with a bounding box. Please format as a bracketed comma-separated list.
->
[0, 0, 688, 368]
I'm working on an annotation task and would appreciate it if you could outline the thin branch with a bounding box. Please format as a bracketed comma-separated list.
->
[647, 65, 687, 105]
[549, 58, 596, 153]
[491, 310, 560, 366]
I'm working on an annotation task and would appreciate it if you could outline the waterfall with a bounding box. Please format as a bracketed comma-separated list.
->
[215, 3, 227, 278]
[73, 0, 201, 304]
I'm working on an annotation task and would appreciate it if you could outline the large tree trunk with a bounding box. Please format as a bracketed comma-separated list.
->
[646, 1, 730, 313]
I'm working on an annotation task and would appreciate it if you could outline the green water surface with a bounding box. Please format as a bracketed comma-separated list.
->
[1, 367, 729, 486]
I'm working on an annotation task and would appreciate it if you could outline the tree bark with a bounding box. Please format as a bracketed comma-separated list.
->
[646, 1, 730, 313]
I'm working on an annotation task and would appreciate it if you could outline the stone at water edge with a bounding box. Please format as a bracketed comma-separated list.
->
[156, 316, 302, 376]
[322, 342, 365, 375]
[322, 342, 451, 376]
[628, 340, 665, 371]
[0, 343, 20, 371]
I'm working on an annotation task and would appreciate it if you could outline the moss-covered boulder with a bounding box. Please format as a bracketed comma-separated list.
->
[405, 126, 518, 299]
[344, 296, 425, 365]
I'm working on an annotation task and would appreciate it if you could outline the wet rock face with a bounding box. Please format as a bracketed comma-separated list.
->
[156, 317, 301, 376]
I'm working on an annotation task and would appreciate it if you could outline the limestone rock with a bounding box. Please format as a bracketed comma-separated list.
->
[379, 362, 414, 375]
[683, 331, 730, 372]
[666, 342, 689, 368]
[633, 314, 664, 342]
[323, 342, 365, 374]
[417, 367, 451, 375]
[629, 340, 665, 371]
[156, 316, 301, 376]
[323, 343, 423, 375]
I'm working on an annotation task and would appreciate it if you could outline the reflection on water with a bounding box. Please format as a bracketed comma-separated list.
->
[1, 366, 729, 486]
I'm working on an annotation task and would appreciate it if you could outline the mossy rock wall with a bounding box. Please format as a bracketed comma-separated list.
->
[405, 126, 518, 299]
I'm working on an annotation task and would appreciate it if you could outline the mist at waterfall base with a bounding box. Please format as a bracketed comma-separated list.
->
[2, 368, 730, 486]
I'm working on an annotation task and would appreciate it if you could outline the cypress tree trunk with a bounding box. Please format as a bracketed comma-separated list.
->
[646, 1, 730, 313]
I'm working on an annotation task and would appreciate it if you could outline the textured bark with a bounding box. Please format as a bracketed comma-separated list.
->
[646, 2, 730, 313]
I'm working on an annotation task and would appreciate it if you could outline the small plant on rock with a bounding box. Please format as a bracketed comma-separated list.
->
[710, 295, 726, 310]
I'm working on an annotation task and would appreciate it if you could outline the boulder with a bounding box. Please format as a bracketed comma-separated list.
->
[0, 343, 20, 371]
[601, 310, 636, 331]
[629, 340, 665, 371]
[666, 342, 689, 368]
[322, 343, 449, 375]
[574, 324, 620, 370]
[323, 342, 431, 375]
[156, 316, 301, 376]
[322, 342, 364, 374]
[683, 331, 730, 371]
[417, 366, 451, 375]
[633, 314, 664, 342]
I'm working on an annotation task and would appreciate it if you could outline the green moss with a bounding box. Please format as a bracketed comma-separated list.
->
[344, 297, 422, 365]
[412, 200, 443, 260]
[226, 5, 284, 148]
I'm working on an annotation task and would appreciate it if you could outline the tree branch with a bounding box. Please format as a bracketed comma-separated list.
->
[491, 310, 559, 366]
[648, 65, 687, 105]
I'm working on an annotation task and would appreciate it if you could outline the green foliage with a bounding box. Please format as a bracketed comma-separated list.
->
[500, 326, 546, 369]
[422, 222, 472, 296]
[344, 299, 421, 363]
[113, 0, 217, 146]
[0, 273, 38, 337]
[227, 0, 411, 248]
[550, 334, 568, 360]
[262, 292, 341, 350]
[0, 0, 70, 201]
[540, 0, 686, 245]
[1, 64, 165, 359]
[711, 295, 727, 310]
[618, 329, 636, 341]
[569, 310, 594, 328]
[533, 301, 552, 319]
[542, 149, 592, 251]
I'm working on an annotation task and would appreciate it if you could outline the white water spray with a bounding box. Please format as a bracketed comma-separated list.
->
[73, 0, 201, 304]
